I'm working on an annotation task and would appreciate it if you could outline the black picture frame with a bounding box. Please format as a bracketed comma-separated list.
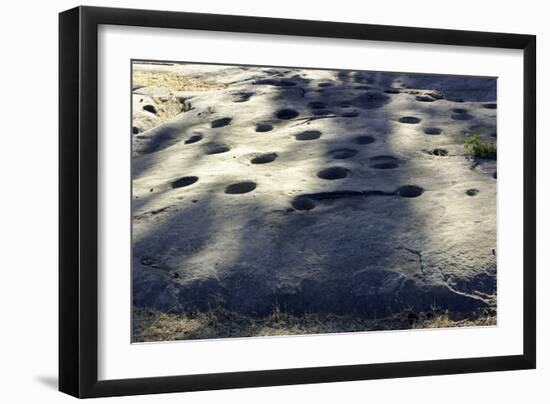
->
[59, 6, 536, 398]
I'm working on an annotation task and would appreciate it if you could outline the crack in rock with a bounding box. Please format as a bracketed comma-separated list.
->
[403, 247, 424, 274]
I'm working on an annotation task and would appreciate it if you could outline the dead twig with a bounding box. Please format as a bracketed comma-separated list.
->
[290, 114, 338, 127]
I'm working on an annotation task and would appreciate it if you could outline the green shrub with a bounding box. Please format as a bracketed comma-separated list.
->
[464, 134, 497, 159]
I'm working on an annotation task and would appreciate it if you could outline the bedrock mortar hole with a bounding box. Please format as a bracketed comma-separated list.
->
[396, 185, 424, 198]
[251, 153, 278, 164]
[276, 108, 299, 120]
[171, 176, 199, 189]
[317, 167, 349, 180]
[295, 130, 321, 141]
[225, 181, 257, 194]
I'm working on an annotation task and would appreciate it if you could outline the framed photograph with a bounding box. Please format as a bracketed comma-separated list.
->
[59, 6, 536, 398]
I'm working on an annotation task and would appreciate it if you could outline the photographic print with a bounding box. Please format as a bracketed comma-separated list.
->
[131, 61, 497, 343]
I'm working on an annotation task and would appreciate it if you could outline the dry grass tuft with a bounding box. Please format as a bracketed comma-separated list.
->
[133, 70, 226, 92]
[132, 70, 227, 130]
[133, 306, 496, 343]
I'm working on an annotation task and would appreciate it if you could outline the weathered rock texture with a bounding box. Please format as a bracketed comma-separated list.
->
[132, 63, 497, 321]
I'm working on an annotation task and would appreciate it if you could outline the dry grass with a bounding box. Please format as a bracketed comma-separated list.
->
[413, 312, 496, 329]
[133, 306, 496, 343]
[133, 70, 226, 92]
[132, 70, 227, 130]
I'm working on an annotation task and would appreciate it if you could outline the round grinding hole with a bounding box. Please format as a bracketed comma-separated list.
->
[341, 110, 360, 118]
[225, 181, 257, 194]
[397, 185, 424, 198]
[424, 127, 442, 135]
[353, 91, 391, 109]
[371, 162, 398, 169]
[483, 103, 497, 109]
[370, 155, 397, 161]
[132, 126, 140, 134]
[211, 117, 232, 128]
[370, 155, 399, 169]
[312, 109, 333, 116]
[185, 133, 203, 144]
[204, 143, 230, 155]
[466, 188, 479, 196]
[143, 104, 157, 114]
[451, 113, 472, 121]
[415, 95, 435, 102]
[274, 79, 297, 87]
[328, 148, 359, 159]
[427, 91, 444, 100]
[291, 197, 316, 211]
[276, 108, 299, 120]
[254, 79, 296, 87]
[255, 123, 274, 132]
[450, 108, 472, 121]
[398, 116, 421, 124]
[295, 130, 321, 141]
[432, 148, 448, 156]
[317, 167, 349, 180]
[251, 153, 278, 164]
[353, 135, 375, 145]
[171, 176, 198, 189]
[308, 101, 326, 109]
[233, 91, 254, 103]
